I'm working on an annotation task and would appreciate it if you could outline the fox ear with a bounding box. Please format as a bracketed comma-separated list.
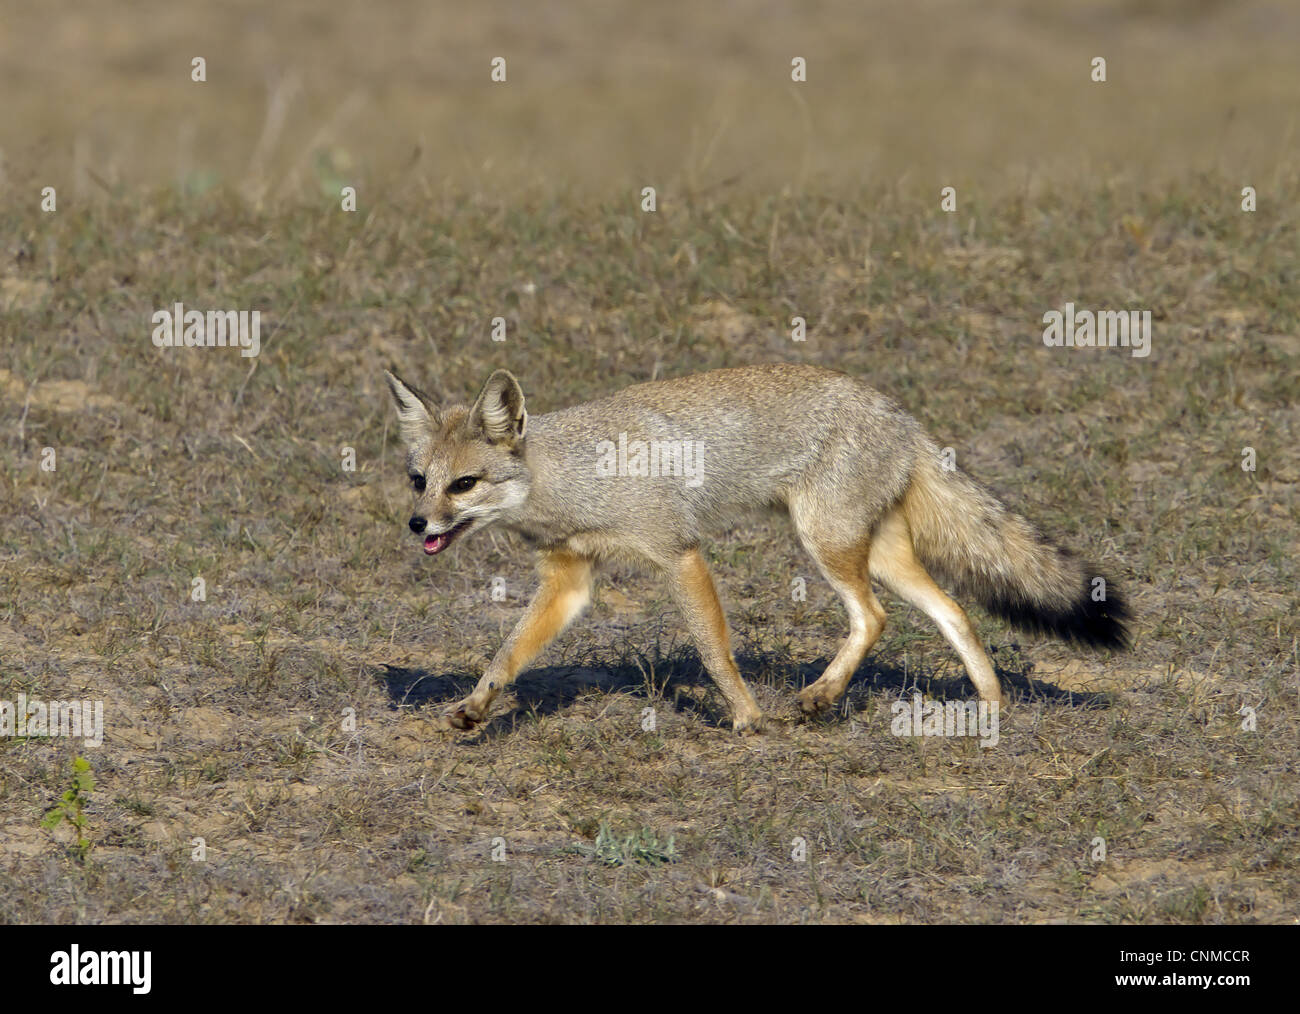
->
[384, 369, 435, 444]
[470, 369, 527, 446]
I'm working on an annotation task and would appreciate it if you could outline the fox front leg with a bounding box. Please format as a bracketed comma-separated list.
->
[664, 547, 765, 733]
[446, 550, 593, 730]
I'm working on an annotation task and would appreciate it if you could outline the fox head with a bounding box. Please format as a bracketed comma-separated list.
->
[384, 368, 531, 555]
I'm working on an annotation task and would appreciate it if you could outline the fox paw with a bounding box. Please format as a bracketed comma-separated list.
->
[445, 696, 489, 730]
[732, 711, 765, 735]
[797, 685, 839, 716]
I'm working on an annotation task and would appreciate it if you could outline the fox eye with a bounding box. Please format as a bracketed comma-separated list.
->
[409, 474, 426, 492]
[448, 475, 479, 494]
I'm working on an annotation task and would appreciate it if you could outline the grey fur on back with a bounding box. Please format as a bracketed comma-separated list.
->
[511, 364, 922, 560]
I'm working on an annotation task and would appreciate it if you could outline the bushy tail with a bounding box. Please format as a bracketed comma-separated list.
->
[901, 447, 1130, 649]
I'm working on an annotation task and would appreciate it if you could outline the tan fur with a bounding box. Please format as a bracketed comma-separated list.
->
[450, 550, 592, 729]
[385, 363, 1128, 733]
[789, 497, 888, 714]
[667, 549, 764, 731]
[902, 446, 1084, 615]
[870, 507, 1006, 705]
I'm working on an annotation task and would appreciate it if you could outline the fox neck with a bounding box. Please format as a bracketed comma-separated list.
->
[491, 427, 577, 547]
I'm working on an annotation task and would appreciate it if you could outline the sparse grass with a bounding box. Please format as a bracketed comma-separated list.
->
[1, 177, 1295, 923]
[0, 0, 1297, 923]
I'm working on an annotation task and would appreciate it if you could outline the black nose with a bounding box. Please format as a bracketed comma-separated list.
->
[409, 516, 427, 534]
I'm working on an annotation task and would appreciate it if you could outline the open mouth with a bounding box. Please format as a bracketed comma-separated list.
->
[423, 520, 471, 555]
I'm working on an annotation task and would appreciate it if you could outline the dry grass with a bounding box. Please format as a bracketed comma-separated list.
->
[0, 0, 1296, 923]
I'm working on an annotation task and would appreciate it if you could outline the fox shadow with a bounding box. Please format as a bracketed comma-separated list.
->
[377, 644, 1111, 734]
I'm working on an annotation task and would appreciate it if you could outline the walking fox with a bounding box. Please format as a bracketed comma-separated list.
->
[384, 363, 1129, 732]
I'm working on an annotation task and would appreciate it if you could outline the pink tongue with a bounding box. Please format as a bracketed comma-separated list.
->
[424, 533, 449, 555]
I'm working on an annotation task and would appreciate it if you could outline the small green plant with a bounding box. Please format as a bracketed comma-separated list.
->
[587, 822, 678, 867]
[41, 756, 95, 862]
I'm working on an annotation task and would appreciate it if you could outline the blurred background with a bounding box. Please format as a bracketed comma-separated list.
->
[2, 0, 1295, 201]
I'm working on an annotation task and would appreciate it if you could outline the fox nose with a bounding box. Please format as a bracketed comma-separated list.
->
[409, 516, 427, 534]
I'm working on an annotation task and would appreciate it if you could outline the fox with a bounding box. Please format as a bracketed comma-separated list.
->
[384, 363, 1129, 733]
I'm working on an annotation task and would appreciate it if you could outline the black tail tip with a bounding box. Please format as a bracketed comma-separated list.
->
[989, 581, 1132, 650]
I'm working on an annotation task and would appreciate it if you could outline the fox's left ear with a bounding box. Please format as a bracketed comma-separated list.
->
[470, 369, 527, 447]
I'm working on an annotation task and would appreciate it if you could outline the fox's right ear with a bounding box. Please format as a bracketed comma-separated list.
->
[384, 370, 436, 443]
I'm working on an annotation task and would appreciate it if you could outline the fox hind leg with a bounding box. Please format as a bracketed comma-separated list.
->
[869, 507, 1007, 705]
[790, 500, 887, 715]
